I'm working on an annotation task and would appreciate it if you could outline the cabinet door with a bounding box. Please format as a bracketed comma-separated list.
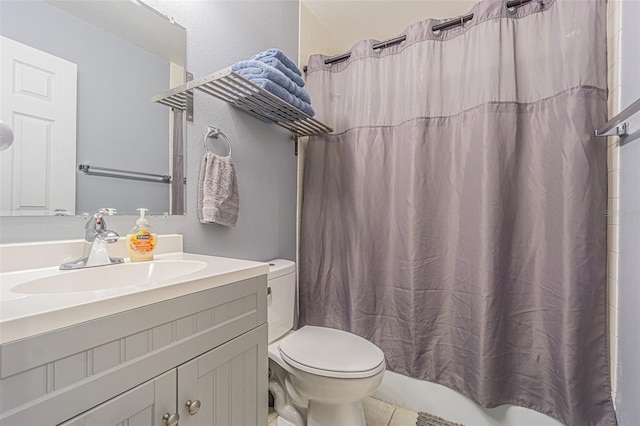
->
[178, 324, 268, 426]
[59, 370, 177, 426]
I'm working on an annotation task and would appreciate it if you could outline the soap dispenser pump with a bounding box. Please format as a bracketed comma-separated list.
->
[127, 208, 157, 262]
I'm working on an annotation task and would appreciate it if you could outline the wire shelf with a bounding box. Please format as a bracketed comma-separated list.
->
[152, 67, 332, 137]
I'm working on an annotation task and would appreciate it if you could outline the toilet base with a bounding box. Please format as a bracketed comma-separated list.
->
[307, 400, 366, 426]
[275, 416, 298, 426]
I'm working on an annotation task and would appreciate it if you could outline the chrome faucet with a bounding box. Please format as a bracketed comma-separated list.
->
[60, 208, 124, 270]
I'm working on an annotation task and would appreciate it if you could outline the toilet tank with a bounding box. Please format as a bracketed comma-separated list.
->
[267, 259, 296, 343]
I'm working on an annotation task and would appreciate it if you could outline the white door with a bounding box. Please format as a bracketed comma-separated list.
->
[177, 325, 267, 426]
[0, 36, 77, 216]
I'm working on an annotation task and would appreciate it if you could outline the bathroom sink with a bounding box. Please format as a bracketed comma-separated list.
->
[0, 243, 269, 345]
[12, 260, 207, 294]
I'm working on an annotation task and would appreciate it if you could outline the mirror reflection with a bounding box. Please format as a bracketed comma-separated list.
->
[0, 0, 186, 216]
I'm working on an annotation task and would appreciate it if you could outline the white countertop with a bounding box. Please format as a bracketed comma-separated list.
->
[0, 252, 269, 344]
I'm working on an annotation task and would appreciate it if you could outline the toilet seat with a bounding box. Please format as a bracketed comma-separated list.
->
[278, 326, 385, 379]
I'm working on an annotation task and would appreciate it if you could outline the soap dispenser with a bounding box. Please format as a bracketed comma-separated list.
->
[127, 208, 157, 262]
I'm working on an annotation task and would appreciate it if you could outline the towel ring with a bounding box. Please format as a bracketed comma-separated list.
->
[204, 126, 232, 157]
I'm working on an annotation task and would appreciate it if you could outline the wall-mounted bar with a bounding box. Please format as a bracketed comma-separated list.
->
[323, 11, 475, 66]
[372, 35, 407, 50]
[506, 0, 536, 9]
[324, 52, 352, 66]
[431, 13, 474, 33]
[319, 0, 540, 69]
[595, 98, 640, 138]
[324, 35, 408, 66]
[78, 164, 172, 184]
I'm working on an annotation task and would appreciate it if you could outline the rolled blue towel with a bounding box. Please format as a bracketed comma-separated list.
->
[256, 57, 305, 87]
[232, 61, 311, 104]
[252, 48, 302, 77]
[247, 77, 315, 117]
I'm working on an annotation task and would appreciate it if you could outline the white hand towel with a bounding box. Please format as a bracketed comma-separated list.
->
[198, 152, 239, 227]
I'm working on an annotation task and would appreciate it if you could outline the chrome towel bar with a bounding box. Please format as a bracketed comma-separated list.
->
[78, 164, 171, 184]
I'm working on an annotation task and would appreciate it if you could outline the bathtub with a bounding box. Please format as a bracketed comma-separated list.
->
[374, 371, 565, 426]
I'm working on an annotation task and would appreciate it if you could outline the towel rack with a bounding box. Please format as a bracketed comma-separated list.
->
[152, 67, 332, 137]
[595, 98, 640, 138]
[78, 164, 171, 184]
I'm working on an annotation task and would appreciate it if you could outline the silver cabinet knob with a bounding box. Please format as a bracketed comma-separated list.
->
[162, 412, 180, 426]
[185, 399, 201, 415]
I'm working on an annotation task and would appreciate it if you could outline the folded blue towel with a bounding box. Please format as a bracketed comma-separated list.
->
[238, 68, 311, 104]
[232, 61, 311, 104]
[247, 77, 315, 117]
[256, 57, 305, 87]
[252, 48, 302, 77]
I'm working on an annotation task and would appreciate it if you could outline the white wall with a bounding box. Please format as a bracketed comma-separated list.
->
[0, 0, 301, 263]
[606, 0, 622, 405]
[299, 2, 344, 67]
[301, 0, 476, 60]
[614, 0, 640, 423]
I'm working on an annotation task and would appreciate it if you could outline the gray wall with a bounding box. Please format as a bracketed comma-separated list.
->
[616, 1, 640, 424]
[0, 0, 300, 262]
[0, 1, 171, 214]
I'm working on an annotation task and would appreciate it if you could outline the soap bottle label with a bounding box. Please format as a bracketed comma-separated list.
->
[129, 231, 155, 253]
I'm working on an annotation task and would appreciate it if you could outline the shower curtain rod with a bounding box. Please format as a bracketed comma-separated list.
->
[310, 0, 536, 69]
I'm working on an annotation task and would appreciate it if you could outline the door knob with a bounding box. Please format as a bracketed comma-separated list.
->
[185, 399, 201, 415]
[162, 412, 179, 426]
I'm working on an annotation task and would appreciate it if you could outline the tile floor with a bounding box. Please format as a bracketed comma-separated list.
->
[268, 397, 418, 426]
[363, 397, 419, 426]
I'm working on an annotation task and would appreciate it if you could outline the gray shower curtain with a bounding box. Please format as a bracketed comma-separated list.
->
[300, 0, 616, 425]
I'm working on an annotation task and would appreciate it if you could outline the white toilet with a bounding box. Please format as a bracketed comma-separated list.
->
[267, 259, 385, 426]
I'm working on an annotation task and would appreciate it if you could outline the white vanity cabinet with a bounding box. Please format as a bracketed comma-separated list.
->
[61, 325, 266, 426]
[0, 275, 268, 426]
[60, 369, 177, 426]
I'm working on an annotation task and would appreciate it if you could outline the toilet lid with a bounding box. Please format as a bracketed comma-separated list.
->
[278, 326, 385, 379]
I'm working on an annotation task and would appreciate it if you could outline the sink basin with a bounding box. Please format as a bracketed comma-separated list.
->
[12, 260, 208, 294]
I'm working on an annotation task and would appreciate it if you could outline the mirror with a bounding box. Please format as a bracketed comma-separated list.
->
[0, 0, 186, 216]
